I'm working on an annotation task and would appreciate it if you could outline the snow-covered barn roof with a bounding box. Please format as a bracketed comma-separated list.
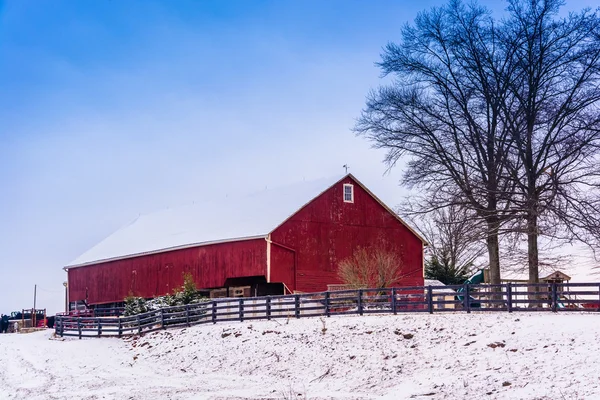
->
[65, 174, 425, 269]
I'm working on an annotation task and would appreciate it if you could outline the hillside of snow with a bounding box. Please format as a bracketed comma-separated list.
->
[1, 313, 599, 399]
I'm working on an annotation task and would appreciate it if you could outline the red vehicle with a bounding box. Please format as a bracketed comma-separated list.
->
[9, 310, 51, 329]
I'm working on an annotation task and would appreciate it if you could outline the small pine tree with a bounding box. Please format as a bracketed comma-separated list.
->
[131, 273, 208, 312]
[425, 256, 472, 285]
[180, 273, 199, 304]
[163, 273, 205, 306]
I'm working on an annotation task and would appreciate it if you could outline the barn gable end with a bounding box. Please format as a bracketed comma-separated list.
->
[269, 175, 424, 293]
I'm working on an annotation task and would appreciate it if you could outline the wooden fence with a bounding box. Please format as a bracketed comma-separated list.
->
[54, 282, 600, 339]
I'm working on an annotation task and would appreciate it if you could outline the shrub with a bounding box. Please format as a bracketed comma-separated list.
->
[338, 247, 403, 288]
[167, 273, 205, 305]
[124, 273, 208, 315]
[124, 294, 148, 316]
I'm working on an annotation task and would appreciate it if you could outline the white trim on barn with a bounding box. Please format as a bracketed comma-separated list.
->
[422, 242, 426, 278]
[266, 234, 272, 283]
[343, 183, 354, 203]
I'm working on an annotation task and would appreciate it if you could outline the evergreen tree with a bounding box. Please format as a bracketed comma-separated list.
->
[123, 294, 148, 316]
[425, 256, 472, 286]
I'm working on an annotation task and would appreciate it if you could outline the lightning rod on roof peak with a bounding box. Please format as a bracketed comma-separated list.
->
[343, 164, 349, 174]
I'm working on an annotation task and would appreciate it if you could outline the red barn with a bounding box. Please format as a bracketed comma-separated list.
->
[64, 174, 425, 309]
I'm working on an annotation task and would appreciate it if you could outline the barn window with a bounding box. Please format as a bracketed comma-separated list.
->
[343, 184, 354, 203]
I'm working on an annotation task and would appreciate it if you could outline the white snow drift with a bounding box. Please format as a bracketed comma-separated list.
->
[0, 313, 599, 399]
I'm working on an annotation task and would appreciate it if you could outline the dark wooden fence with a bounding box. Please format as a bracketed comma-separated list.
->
[54, 282, 600, 339]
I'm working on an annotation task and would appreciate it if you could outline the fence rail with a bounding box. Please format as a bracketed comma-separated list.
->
[55, 282, 600, 339]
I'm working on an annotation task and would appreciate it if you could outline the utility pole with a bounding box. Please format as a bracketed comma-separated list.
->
[33, 284, 37, 328]
[63, 282, 68, 313]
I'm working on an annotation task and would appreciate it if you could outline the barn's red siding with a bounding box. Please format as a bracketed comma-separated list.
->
[270, 177, 424, 292]
[68, 239, 267, 305]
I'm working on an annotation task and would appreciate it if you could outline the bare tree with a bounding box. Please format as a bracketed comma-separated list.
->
[406, 203, 486, 270]
[355, 1, 516, 286]
[500, 0, 600, 283]
[403, 202, 485, 284]
[338, 247, 404, 289]
[500, 230, 574, 277]
[357, 0, 600, 287]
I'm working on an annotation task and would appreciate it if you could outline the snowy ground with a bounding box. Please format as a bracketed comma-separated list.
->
[0, 313, 599, 400]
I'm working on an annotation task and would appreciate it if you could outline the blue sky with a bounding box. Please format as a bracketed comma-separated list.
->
[0, 0, 595, 314]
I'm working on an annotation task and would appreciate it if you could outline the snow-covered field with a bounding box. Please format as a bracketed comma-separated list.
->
[0, 313, 599, 400]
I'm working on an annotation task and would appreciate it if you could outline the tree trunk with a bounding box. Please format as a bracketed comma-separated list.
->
[486, 217, 501, 285]
[486, 217, 502, 307]
[527, 213, 540, 307]
[527, 214, 539, 283]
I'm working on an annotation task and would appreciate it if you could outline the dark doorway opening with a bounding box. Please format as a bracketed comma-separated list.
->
[221, 276, 284, 297]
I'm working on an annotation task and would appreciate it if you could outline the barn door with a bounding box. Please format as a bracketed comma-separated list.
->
[270, 246, 295, 293]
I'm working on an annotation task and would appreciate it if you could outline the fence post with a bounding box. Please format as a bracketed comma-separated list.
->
[97, 318, 102, 337]
[464, 284, 471, 313]
[552, 283, 558, 313]
[391, 288, 397, 315]
[239, 299, 244, 322]
[160, 309, 165, 329]
[325, 292, 330, 317]
[77, 318, 82, 340]
[506, 283, 513, 312]
[186, 304, 191, 326]
[266, 296, 271, 320]
[294, 295, 300, 318]
[212, 301, 217, 324]
[427, 286, 433, 314]
[118, 318, 122, 337]
[358, 289, 363, 316]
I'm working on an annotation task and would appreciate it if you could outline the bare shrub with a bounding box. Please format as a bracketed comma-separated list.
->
[338, 247, 403, 289]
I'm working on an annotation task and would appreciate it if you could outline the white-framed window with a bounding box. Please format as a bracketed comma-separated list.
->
[343, 183, 354, 203]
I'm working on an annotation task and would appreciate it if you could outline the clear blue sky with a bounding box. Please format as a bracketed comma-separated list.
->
[0, 0, 594, 314]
